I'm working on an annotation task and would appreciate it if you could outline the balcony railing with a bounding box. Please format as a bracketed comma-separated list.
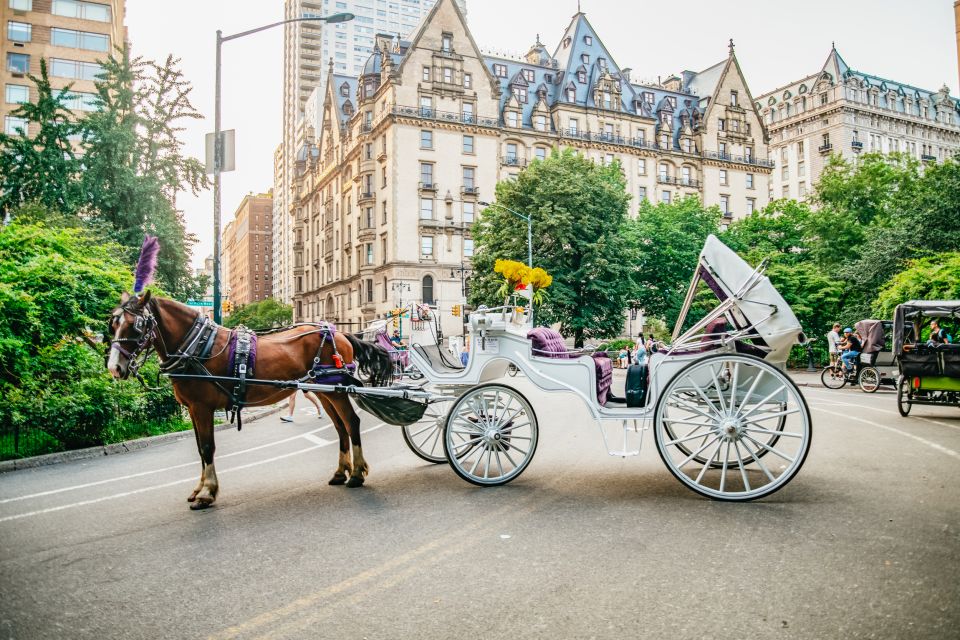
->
[392, 104, 500, 128]
[851, 140, 864, 150]
[921, 154, 936, 162]
[359, 191, 375, 201]
[461, 185, 480, 196]
[500, 156, 526, 168]
[680, 178, 701, 188]
[702, 151, 775, 168]
[657, 174, 677, 185]
[418, 181, 438, 192]
[818, 143, 833, 154]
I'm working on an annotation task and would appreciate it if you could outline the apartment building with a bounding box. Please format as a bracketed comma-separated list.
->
[2, 0, 125, 135]
[289, 0, 772, 333]
[223, 192, 274, 307]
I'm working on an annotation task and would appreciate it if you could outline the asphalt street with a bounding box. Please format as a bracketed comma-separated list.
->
[1, 373, 958, 640]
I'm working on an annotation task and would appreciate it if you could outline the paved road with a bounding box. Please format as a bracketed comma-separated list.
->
[1, 374, 959, 639]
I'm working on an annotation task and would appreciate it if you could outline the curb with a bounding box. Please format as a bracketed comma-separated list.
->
[0, 404, 284, 473]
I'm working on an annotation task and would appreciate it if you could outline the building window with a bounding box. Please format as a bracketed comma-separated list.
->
[9, 0, 33, 10]
[535, 146, 546, 161]
[661, 190, 671, 204]
[464, 238, 474, 257]
[381, 200, 388, 224]
[506, 111, 518, 127]
[730, 90, 738, 106]
[569, 118, 578, 134]
[366, 243, 373, 265]
[638, 186, 647, 201]
[463, 201, 474, 223]
[746, 173, 754, 189]
[745, 146, 754, 161]
[51, 58, 102, 80]
[782, 185, 789, 198]
[420, 129, 433, 149]
[443, 67, 453, 83]
[719, 169, 728, 186]
[799, 182, 807, 197]
[365, 206, 374, 228]
[522, 69, 534, 82]
[419, 96, 432, 117]
[512, 86, 527, 103]
[719, 142, 727, 156]
[51, 27, 109, 52]
[420, 162, 433, 186]
[422, 65, 431, 81]
[462, 166, 475, 189]
[747, 198, 756, 214]
[462, 134, 474, 154]
[52, 0, 111, 22]
[577, 70, 586, 83]
[798, 161, 805, 177]
[420, 198, 433, 220]
[781, 165, 789, 180]
[584, 35, 593, 45]
[718, 118, 725, 131]
[420, 236, 433, 259]
[441, 33, 452, 53]
[535, 115, 546, 131]
[464, 73, 472, 89]
[682, 138, 691, 153]
[506, 143, 518, 163]
[6, 53, 29, 75]
[5, 84, 28, 104]
[566, 87, 576, 102]
[720, 195, 730, 215]
[638, 159, 646, 175]
[462, 102, 474, 123]
[7, 21, 31, 42]
[5, 115, 27, 136]
[658, 162, 669, 180]
[493, 63, 507, 77]
[581, 53, 590, 64]
[682, 166, 692, 185]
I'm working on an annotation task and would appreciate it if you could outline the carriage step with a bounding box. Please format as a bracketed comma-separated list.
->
[608, 449, 641, 458]
[601, 419, 645, 458]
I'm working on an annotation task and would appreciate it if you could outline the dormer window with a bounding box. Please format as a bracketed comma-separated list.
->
[603, 91, 612, 109]
[584, 35, 593, 45]
[577, 69, 586, 83]
[730, 90, 738, 106]
[441, 33, 452, 53]
[668, 96, 677, 108]
[566, 87, 576, 102]
[493, 63, 507, 78]
[544, 73, 552, 83]
[643, 92, 654, 104]
[598, 58, 607, 71]
[581, 53, 590, 64]
[563, 36, 571, 48]
[513, 86, 527, 103]
[522, 69, 534, 82]
[340, 82, 350, 97]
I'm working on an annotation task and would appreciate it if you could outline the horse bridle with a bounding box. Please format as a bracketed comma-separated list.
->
[110, 302, 159, 380]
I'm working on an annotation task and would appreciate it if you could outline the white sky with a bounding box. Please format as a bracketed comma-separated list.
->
[124, 0, 958, 269]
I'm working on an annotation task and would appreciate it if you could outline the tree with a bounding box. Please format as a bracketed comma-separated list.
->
[722, 199, 813, 266]
[873, 253, 960, 318]
[469, 149, 633, 347]
[623, 196, 722, 328]
[224, 298, 293, 330]
[0, 59, 82, 216]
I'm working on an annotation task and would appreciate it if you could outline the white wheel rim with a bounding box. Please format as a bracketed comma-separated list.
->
[445, 386, 537, 485]
[656, 356, 811, 500]
[403, 400, 451, 462]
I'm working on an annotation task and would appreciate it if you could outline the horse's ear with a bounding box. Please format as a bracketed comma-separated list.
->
[120, 292, 131, 304]
[138, 290, 152, 307]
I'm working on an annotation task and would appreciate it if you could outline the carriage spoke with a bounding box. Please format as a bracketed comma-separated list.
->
[742, 434, 795, 463]
[494, 449, 505, 477]
[740, 438, 776, 483]
[666, 430, 716, 447]
[499, 421, 530, 434]
[677, 436, 721, 469]
[409, 422, 438, 439]
[738, 385, 786, 421]
[736, 371, 764, 418]
[745, 407, 799, 422]
[728, 362, 740, 414]
[483, 449, 492, 478]
[744, 426, 802, 438]
[662, 417, 714, 429]
[709, 365, 728, 414]
[686, 377, 724, 418]
[733, 440, 751, 492]
[468, 447, 485, 475]
[667, 396, 720, 422]
[695, 439, 722, 485]
[498, 442, 519, 469]
[719, 440, 731, 493]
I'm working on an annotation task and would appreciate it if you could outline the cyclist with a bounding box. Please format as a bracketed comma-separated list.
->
[840, 327, 862, 374]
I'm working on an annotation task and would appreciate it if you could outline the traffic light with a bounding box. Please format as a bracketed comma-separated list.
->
[452, 304, 461, 317]
[393, 316, 399, 328]
[223, 300, 233, 314]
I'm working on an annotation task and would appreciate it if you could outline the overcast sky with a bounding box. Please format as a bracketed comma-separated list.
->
[125, 0, 957, 269]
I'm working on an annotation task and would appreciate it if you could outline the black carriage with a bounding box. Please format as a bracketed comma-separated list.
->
[894, 300, 960, 416]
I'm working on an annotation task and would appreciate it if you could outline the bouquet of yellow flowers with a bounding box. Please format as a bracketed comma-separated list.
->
[524, 267, 553, 306]
[494, 259, 531, 300]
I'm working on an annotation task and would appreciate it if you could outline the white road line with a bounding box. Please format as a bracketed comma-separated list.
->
[805, 392, 960, 432]
[0, 423, 387, 524]
[811, 406, 960, 460]
[0, 423, 335, 505]
[302, 433, 336, 446]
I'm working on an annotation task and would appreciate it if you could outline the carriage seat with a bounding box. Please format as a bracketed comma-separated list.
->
[527, 327, 611, 404]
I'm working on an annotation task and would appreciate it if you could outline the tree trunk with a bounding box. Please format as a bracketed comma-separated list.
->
[574, 327, 583, 349]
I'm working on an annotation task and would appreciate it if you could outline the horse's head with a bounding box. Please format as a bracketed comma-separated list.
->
[106, 290, 155, 380]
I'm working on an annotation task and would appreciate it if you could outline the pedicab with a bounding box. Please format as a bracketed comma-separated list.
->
[403, 235, 813, 501]
[855, 320, 899, 393]
[893, 300, 960, 416]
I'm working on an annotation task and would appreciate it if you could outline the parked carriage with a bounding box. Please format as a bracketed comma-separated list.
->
[893, 300, 960, 416]
[400, 234, 813, 501]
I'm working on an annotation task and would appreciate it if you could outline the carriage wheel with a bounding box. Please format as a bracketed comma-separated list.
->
[401, 391, 451, 464]
[820, 365, 846, 389]
[443, 384, 538, 487]
[897, 376, 912, 417]
[654, 354, 812, 502]
[858, 367, 881, 393]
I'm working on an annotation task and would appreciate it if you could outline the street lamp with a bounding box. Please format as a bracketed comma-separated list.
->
[212, 11, 354, 323]
[391, 280, 411, 338]
[478, 201, 532, 269]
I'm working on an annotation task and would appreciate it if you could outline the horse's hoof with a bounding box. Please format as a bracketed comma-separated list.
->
[328, 474, 347, 486]
[189, 498, 215, 510]
[186, 491, 198, 502]
[345, 475, 365, 488]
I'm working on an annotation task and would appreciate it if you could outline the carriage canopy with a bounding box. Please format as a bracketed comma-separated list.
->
[854, 319, 887, 355]
[893, 300, 960, 353]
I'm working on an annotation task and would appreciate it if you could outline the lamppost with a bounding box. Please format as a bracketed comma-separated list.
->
[212, 11, 354, 323]
[391, 280, 410, 338]
[478, 200, 532, 269]
[451, 263, 471, 336]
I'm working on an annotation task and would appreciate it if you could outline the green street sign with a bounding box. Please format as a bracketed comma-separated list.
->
[187, 300, 213, 307]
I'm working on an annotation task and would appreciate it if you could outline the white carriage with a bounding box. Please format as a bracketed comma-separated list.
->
[398, 235, 812, 501]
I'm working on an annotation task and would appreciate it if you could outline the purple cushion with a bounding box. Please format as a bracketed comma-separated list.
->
[527, 327, 572, 359]
[591, 353, 613, 406]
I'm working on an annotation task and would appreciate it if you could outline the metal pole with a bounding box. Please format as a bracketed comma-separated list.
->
[526, 217, 532, 269]
[213, 30, 223, 324]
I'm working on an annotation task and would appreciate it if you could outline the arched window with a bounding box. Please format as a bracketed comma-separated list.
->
[422, 275, 435, 305]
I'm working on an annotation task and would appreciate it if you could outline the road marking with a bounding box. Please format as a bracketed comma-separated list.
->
[0, 423, 386, 524]
[0, 423, 334, 505]
[301, 433, 336, 446]
[811, 406, 960, 459]
[806, 392, 960, 433]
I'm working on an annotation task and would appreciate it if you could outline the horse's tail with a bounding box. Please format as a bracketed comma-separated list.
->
[345, 333, 394, 387]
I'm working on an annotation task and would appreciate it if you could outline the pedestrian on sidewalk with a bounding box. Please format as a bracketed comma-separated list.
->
[826, 323, 841, 365]
[280, 390, 324, 423]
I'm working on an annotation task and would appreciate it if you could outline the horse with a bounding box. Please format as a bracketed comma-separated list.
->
[106, 290, 394, 509]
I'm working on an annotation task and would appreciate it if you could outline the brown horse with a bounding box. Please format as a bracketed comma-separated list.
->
[106, 291, 393, 509]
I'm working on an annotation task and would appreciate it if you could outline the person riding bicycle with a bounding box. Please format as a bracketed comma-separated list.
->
[840, 327, 862, 373]
[390, 329, 406, 349]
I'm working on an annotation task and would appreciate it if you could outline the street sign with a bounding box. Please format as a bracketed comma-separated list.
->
[205, 129, 236, 174]
[187, 300, 213, 307]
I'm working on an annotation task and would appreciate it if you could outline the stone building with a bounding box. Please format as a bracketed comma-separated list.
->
[756, 46, 960, 201]
[2, 0, 126, 136]
[290, 0, 773, 332]
[223, 192, 274, 308]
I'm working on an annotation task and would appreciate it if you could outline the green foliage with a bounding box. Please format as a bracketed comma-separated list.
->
[224, 298, 293, 330]
[624, 196, 722, 327]
[596, 338, 636, 352]
[0, 59, 83, 215]
[470, 149, 633, 346]
[873, 253, 960, 318]
[0, 216, 185, 460]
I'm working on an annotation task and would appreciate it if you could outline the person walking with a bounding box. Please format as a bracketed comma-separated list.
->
[280, 390, 324, 423]
[826, 323, 841, 366]
[633, 337, 647, 366]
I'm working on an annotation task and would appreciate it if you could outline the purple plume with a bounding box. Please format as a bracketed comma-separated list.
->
[133, 235, 160, 294]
